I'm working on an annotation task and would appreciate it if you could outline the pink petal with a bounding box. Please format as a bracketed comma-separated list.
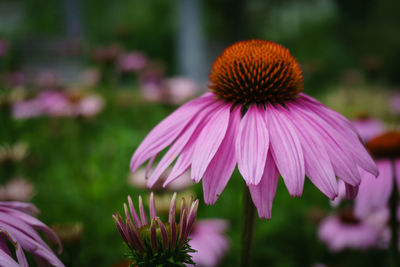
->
[298, 95, 378, 177]
[267, 104, 304, 196]
[146, 103, 213, 187]
[288, 102, 361, 186]
[236, 105, 269, 185]
[130, 93, 215, 172]
[355, 160, 393, 218]
[163, 120, 205, 186]
[0, 222, 64, 267]
[202, 107, 241, 205]
[191, 103, 231, 182]
[0, 249, 19, 267]
[249, 151, 279, 219]
[288, 107, 338, 199]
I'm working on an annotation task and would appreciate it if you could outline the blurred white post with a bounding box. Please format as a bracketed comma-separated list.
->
[177, 0, 207, 83]
[62, 0, 83, 39]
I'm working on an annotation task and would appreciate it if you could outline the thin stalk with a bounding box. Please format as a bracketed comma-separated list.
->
[389, 159, 399, 267]
[240, 185, 256, 267]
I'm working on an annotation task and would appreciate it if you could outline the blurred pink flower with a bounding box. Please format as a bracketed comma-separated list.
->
[188, 219, 229, 267]
[129, 167, 193, 191]
[355, 160, 400, 218]
[0, 201, 64, 266]
[318, 212, 382, 251]
[13, 91, 104, 119]
[130, 41, 378, 219]
[75, 94, 104, 117]
[118, 52, 148, 72]
[12, 98, 44, 119]
[161, 77, 200, 105]
[355, 132, 400, 218]
[39, 91, 73, 117]
[0, 177, 35, 202]
[352, 116, 384, 143]
[390, 93, 400, 114]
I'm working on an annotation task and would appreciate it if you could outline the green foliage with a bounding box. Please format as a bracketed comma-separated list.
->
[128, 241, 196, 267]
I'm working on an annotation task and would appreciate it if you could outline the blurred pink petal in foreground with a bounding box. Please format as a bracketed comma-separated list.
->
[188, 219, 229, 267]
[0, 201, 64, 266]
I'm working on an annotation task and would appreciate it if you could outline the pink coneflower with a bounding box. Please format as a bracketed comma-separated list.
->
[118, 52, 148, 73]
[318, 210, 383, 252]
[130, 40, 377, 219]
[0, 201, 64, 266]
[352, 115, 384, 143]
[12, 90, 104, 119]
[354, 131, 400, 218]
[113, 193, 199, 266]
[188, 219, 229, 267]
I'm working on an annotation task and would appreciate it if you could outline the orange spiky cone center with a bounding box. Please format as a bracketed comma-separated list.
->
[209, 40, 303, 105]
[367, 131, 400, 159]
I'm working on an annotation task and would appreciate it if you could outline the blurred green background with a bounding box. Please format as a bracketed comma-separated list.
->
[1, 0, 399, 266]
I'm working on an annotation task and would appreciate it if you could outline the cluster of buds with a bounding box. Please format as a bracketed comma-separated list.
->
[113, 192, 199, 266]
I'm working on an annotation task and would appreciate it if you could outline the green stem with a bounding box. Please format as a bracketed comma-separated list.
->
[240, 185, 256, 267]
[389, 160, 399, 267]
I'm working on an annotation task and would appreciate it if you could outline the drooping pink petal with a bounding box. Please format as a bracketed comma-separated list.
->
[236, 105, 268, 185]
[298, 95, 378, 177]
[0, 207, 62, 254]
[147, 108, 208, 187]
[267, 104, 304, 196]
[0, 228, 28, 267]
[249, 151, 279, 219]
[0, 222, 64, 267]
[288, 106, 338, 199]
[289, 102, 369, 186]
[130, 93, 215, 173]
[355, 160, 393, 218]
[0, 202, 39, 216]
[288, 101, 361, 186]
[0, 249, 19, 267]
[163, 119, 206, 186]
[0, 213, 53, 252]
[191, 103, 231, 182]
[202, 107, 241, 205]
